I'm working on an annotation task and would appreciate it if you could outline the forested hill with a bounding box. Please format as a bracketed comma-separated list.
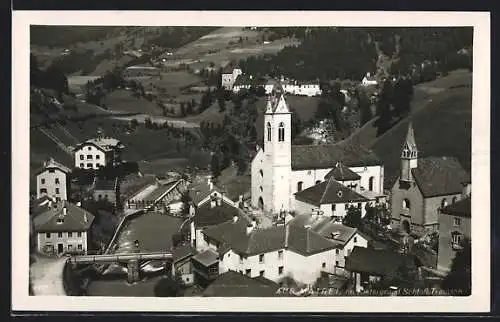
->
[239, 27, 472, 81]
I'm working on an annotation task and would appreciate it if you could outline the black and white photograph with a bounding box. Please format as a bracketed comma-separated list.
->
[12, 11, 490, 312]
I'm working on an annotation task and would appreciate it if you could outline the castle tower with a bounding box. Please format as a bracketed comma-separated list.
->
[262, 84, 292, 214]
[400, 122, 418, 182]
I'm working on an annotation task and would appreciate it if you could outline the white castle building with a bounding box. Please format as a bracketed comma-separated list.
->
[251, 85, 385, 215]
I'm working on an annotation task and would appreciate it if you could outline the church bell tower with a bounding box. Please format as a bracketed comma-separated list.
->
[400, 122, 418, 183]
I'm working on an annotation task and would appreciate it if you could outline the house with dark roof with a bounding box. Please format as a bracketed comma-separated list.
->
[35, 158, 71, 201]
[171, 244, 197, 286]
[187, 176, 237, 208]
[346, 246, 421, 292]
[92, 177, 120, 207]
[390, 123, 471, 235]
[202, 270, 279, 297]
[221, 67, 243, 90]
[251, 87, 384, 215]
[437, 187, 471, 272]
[33, 200, 95, 256]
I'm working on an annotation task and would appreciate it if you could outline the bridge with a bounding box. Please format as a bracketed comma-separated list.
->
[68, 252, 173, 283]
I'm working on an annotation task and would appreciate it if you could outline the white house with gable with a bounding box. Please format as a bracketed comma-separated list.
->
[73, 132, 124, 170]
[251, 85, 385, 215]
[221, 68, 243, 90]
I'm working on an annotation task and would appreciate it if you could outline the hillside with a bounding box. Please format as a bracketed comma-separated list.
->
[367, 71, 472, 189]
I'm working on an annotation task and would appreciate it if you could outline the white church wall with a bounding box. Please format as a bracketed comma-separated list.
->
[349, 165, 384, 195]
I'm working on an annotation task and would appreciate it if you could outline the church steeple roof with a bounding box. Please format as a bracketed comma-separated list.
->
[265, 80, 290, 114]
[401, 122, 418, 159]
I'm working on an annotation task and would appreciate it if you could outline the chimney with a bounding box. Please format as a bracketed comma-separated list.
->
[233, 215, 238, 223]
[246, 224, 254, 235]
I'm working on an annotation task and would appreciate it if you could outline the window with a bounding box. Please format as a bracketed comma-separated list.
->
[278, 266, 284, 275]
[78, 244, 82, 250]
[259, 270, 265, 277]
[55, 178, 60, 185]
[354, 237, 358, 243]
[57, 218, 64, 224]
[259, 169, 263, 178]
[68, 244, 73, 250]
[46, 233, 51, 238]
[68, 232, 73, 237]
[87, 163, 92, 168]
[315, 180, 321, 185]
[77, 232, 82, 237]
[104, 194, 109, 199]
[403, 198, 411, 210]
[55, 188, 60, 194]
[278, 250, 283, 260]
[331, 204, 336, 212]
[96, 155, 100, 160]
[40, 188, 47, 194]
[322, 262, 326, 268]
[335, 249, 339, 254]
[259, 254, 265, 263]
[297, 181, 303, 192]
[80, 163, 84, 168]
[357, 203, 362, 209]
[58, 232, 63, 238]
[278, 122, 285, 142]
[246, 269, 251, 276]
[80, 155, 84, 160]
[266, 122, 272, 141]
[98, 194, 102, 199]
[48, 169, 55, 173]
[41, 178, 46, 184]
[307, 170, 312, 175]
[335, 261, 339, 266]
[239, 255, 243, 264]
[368, 176, 375, 191]
[453, 217, 461, 227]
[87, 155, 92, 160]
[452, 232, 463, 245]
[259, 186, 263, 192]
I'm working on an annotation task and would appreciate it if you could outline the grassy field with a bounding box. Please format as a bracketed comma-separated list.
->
[369, 72, 472, 189]
[103, 90, 164, 116]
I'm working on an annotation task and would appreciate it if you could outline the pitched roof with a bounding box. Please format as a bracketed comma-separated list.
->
[294, 177, 369, 206]
[33, 200, 95, 233]
[187, 179, 225, 206]
[440, 196, 471, 218]
[172, 244, 197, 263]
[324, 162, 361, 181]
[192, 249, 219, 266]
[77, 137, 123, 152]
[346, 246, 418, 276]
[286, 224, 337, 256]
[412, 156, 470, 197]
[143, 181, 178, 203]
[291, 142, 382, 170]
[193, 200, 241, 227]
[34, 158, 71, 175]
[403, 122, 418, 152]
[202, 271, 279, 297]
[265, 91, 289, 114]
[93, 178, 118, 191]
[202, 219, 285, 256]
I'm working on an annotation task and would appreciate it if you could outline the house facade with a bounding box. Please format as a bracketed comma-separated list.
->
[171, 244, 196, 286]
[251, 86, 384, 215]
[361, 72, 378, 87]
[33, 200, 95, 255]
[35, 158, 71, 201]
[92, 177, 119, 207]
[74, 135, 124, 170]
[390, 123, 471, 235]
[221, 68, 243, 90]
[437, 185, 471, 272]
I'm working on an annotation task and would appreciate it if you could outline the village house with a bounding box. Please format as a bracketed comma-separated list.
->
[221, 67, 243, 90]
[92, 177, 120, 207]
[361, 72, 378, 87]
[187, 177, 238, 208]
[345, 246, 421, 293]
[171, 244, 197, 286]
[73, 132, 125, 170]
[32, 199, 95, 256]
[437, 183, 471, 272]
[35, 158, 71, 201]
[390, 123, 471, 235]
[251, 85, 384, 215]
[202, 270, 279, 297]
[281, 79, 322, 97]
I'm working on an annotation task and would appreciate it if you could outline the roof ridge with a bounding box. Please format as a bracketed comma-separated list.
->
[320, 177, 337, 204]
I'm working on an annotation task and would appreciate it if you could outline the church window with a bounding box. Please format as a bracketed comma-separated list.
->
[297, 181, 303, 192]
[266, 122, 272, 141]
[278, 122, 285, 142]
[259, 186, 263, 192]
[368, 176, 375, 191]
[259, 169, 263, 178]
[403, 198, 411, 210]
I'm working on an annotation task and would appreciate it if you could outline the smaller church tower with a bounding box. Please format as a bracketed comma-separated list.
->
[400, 122, 418, 182]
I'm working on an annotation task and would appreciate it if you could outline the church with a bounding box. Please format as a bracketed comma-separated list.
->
[390, 123, 471, 235]
[250, 86, 385, 216]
